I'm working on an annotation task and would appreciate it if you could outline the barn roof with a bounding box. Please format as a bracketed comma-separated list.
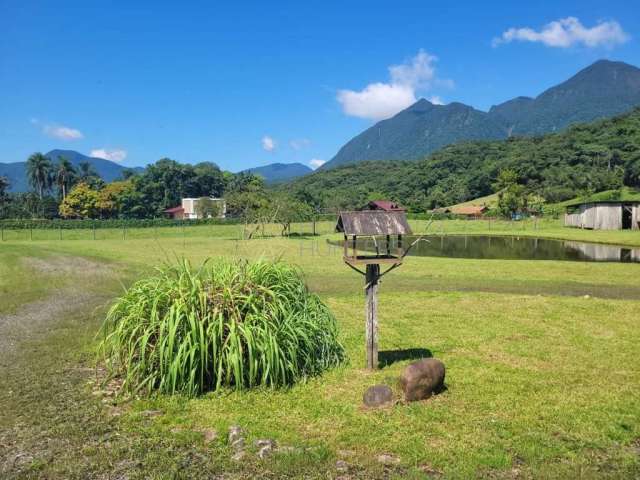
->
[366, 200, 406, 211]
[451, 205, 488, 215]
[335, 210, 412, 236]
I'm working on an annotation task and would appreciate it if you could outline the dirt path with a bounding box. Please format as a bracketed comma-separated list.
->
[0, 256, 113, 364]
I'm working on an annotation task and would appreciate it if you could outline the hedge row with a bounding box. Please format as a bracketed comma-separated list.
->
[0, 217, 244, 230]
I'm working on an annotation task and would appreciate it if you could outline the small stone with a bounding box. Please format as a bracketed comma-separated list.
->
[254, 439, 276, 448]
[583, 294, 590, 299]
[258, 445, 273, 459]
[276, 445, 300, 454]
[336, 459, 349, 473]
[231, 437, 244, 450]
[231, 450, 246, 461]
[228, 425, 243, 445]
[363, 384, 394, 407]
[140, 409, 163, 417]
[377, 453, 400, 465]
[399, 358, 445, 402]
[201, 429, 218, 443]
[338, 449, 356, 458]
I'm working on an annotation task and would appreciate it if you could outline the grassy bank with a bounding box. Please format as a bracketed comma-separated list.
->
[1, 230, 639, 478]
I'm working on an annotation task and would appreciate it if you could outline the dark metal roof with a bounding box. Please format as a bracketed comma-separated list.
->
[335, 210, 412, 236]
[366, 200, 406, 212]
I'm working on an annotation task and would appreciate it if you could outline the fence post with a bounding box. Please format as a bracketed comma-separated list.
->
[93, 222, 96, 240]
[122, 225, 126, 240]
[30, 226, 33, 241]
[59, 226, 62, 241]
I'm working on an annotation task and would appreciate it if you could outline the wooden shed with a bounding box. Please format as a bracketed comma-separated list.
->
[564, 201, 640, 230]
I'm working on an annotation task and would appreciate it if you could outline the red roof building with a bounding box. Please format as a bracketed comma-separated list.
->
[163, 206, 185, 219]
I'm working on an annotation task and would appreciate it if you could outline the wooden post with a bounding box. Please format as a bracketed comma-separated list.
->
[365, 263, 380, 370]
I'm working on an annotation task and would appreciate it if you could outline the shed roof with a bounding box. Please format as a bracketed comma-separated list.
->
[336, 210, 412, 236]
[451, 205, 488, 215]
[366, 200, 406, 211]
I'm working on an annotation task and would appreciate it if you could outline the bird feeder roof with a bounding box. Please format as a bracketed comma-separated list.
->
[335, 210, 412, 236]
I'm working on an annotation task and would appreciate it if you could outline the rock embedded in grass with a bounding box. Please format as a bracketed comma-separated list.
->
[399, 358, 445, 402]
[363, 384, 394, 407]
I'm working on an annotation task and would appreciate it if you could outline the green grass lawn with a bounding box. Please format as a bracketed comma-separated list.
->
[1, 223, 639, 478]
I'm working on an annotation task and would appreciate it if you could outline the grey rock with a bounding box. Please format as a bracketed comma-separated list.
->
[399, 358, 445, 402]
[228, 425, 243, 446]
[336, 459, 349, 473]
[363, 384, 394, 407]
[377, 453, 401, 465]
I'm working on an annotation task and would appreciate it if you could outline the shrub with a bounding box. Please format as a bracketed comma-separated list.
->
[98, 258, 345, 396]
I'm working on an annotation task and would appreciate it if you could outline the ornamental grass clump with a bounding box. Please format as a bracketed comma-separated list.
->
[99, 258, 345, 396]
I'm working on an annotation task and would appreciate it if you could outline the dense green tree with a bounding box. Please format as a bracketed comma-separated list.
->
[54, 156, 77, 200]
[26, 152, 53, 199]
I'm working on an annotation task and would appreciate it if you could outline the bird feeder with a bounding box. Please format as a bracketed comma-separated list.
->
[335, 210, 414, 369]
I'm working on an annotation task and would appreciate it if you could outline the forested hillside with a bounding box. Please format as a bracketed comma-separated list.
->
[323, 60, 640, 169]
[284, 108, 640, 211]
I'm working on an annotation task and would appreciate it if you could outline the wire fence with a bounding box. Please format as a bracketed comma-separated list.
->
[0, 217, 556, 242]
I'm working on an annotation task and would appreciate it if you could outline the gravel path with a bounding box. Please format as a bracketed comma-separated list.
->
[0, 256, 113, 365]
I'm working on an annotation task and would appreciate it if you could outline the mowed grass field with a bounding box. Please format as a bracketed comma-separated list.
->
[1, 219, 639, 479]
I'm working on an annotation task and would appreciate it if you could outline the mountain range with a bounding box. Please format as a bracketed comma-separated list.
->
[242, 162, 313, 184]
[322, 59, 640, 170]
[0, 150, 141, 192]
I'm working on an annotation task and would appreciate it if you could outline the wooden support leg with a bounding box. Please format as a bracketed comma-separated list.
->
[365, 264, 380, 370]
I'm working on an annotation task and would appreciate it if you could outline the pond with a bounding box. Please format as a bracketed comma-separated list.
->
[338, 235, 640, 263]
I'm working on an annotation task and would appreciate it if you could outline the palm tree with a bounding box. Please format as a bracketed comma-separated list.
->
[55, 156, 76, 200]
[78, 161, 98, 181]
[0, 175, 9, 197]
[26, 152, 53, 199]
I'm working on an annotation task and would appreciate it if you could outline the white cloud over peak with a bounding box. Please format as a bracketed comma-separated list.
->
[493, 17, 629, 48]
[428, 95, 445, 105]
[42, 123, 84, 140]
[262, 135, 276, 152]
[309, 158, 325, 169]
[90, 148, 127, 162]
[337, 49, 451, 121]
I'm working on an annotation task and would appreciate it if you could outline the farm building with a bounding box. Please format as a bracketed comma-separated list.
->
[164, 197, 226, 220]
[564, 201, 640, 230]
[365, 200, 406, 212]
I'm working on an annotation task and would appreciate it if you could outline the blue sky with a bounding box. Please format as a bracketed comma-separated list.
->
[1, 0, 639, 171]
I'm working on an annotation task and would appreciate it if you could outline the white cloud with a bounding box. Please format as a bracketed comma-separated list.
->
[309, 158, 325, 169]
[428, 95, 445, 105]
[289, 138, 311, 150]
[42, 123, 84, 140]
[261, 135, 276, 152]
[493, 17, 629, 48]
[336, 50, 450, 120]
[90, 148, 127, 162]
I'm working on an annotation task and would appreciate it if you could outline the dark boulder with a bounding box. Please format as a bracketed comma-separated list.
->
[399, 358, 445, 401]
[363, 384, 394, 407]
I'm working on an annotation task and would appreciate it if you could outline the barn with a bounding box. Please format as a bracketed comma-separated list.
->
[564, 201, 640, 230]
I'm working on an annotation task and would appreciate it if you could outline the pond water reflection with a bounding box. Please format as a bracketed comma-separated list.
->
[341, 235, 640, 263]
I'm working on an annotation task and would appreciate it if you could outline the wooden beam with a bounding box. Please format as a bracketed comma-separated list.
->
[365, 263, 380, 370]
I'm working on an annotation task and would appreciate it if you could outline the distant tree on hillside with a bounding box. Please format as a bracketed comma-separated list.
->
[54, 156, 77, 200]
[26, 152, 53, 199]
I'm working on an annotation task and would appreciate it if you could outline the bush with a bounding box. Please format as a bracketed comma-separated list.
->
[98, 258, 345, 396]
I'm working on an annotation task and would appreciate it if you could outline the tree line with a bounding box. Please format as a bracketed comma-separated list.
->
[0, 155, 312, 234]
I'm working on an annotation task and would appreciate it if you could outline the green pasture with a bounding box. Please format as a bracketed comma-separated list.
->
[1, 221, 639, 478]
